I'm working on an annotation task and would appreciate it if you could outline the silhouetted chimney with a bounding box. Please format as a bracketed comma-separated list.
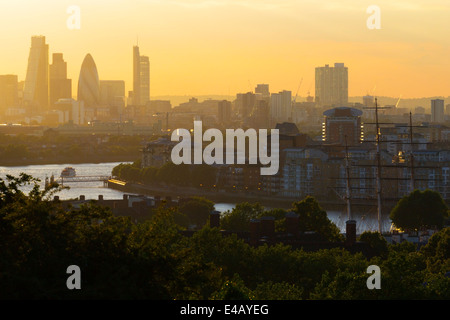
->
[285, 211, 299, 237]
[98, 195, 104, 201]
[209, 211, 221, 228]
[53, 196, 59, 201]
[346, 220, 356, 245]
[79, 195, 85, 201]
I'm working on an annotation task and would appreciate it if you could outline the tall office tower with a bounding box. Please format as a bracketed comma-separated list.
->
[322, 107, 363, 145]
[255, 84, 270, 98]
[133, 45, 150, 106]
[431, 99, 444, 123]
[315, 63, 348, 107]
[77, 54, 100, 108]
[132, 46, 141, 106]
[49, 53, 72, 108]
[0, 75, 19, 113]
[270, 90, 292, 123]
[140, 55, 150, 105]
[23, 36, 49, 114]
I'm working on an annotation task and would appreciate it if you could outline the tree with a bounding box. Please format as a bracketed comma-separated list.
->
[390, 189, 449, 231]
[291, 196, 343, 242]
[220, 202, 265, 232]
[178, 197, 215, 228]
[358, 231, 389, 258]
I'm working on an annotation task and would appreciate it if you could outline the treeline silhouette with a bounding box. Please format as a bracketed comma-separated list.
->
[0, 173, 449, 299]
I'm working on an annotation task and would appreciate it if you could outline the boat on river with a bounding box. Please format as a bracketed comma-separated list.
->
[60, 167, 76, 178]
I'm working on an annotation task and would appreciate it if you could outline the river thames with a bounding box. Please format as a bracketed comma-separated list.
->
[0, 162, 392, 233]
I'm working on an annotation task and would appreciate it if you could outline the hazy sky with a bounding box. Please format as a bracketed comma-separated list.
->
[0, 0, 449, 99]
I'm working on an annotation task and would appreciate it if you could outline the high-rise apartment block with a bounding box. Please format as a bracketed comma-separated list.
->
[270, 90, 292, 123]
[431, 99, 444, 123]
[315, 63, 348, 107]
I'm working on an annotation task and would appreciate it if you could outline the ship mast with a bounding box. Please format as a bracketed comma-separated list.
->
[375, 98, 382, 233]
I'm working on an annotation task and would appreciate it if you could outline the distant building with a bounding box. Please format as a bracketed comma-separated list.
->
[322, 107, 363, 145]
[100, 80, 125, 117]
[49, 53, 72, 108]
[147, 100, 172, 114]
[54, 98, 85, 125]
[235, 92, 256, 120]
[315, 63, 348, 107]
[132, 45, 150, 106]
[249, 99, 269, 129]
[77, 54, 100, 108]
[141, 136, 177, 168]
[415, 106, 425, 114]
[218, 100, 232, 125]
[255, 84, 270, 98]
[431, 99, 444, 123]
[23, 36, 49, 113]
[0, 75, 19, 114]
[270, 90, 292, 123]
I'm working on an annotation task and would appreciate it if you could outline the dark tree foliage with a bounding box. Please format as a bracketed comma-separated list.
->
[1, 174, 449, 300]
[390, 189, 449, 231]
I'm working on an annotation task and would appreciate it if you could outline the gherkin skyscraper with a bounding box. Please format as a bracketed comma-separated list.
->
[77, 53, 100, 108]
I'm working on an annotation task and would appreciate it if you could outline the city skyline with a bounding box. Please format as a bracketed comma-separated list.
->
[0, 0, 450, 99]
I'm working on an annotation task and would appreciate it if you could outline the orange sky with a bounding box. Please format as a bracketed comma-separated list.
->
[0, 0, 449, 99]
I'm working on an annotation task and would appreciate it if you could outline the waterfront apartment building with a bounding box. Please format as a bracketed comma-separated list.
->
[322, 107, 363, 145]
[315, 63, 348, 107]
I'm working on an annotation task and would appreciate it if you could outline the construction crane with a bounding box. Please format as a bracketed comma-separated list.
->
[291, 77, 303, 121]
[395, 94, 402, 108]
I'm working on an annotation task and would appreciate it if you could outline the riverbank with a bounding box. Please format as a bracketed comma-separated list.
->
[107, 179, 397, 214]
[0, 157, 135, 167]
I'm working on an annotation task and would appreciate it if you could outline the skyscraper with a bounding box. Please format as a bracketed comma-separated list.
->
[23, 36, 49, 113]
[49, 53, 72, 108]
[315, 63, 348, 107]
[77, 54, 100, 108]
[133, 45, 150, 106]
[431, 99, 444, 123]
